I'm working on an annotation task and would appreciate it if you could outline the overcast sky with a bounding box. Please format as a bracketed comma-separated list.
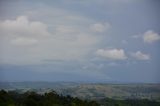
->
[0, 0, 160, 83]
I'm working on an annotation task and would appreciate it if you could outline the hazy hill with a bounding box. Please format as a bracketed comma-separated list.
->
[61, 84, 160, 101]
[0, 82, 160, 101]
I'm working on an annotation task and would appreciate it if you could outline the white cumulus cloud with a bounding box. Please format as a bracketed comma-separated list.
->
[131, 51, 150, 60]
[0, 15, 101, 65]
[143, 30, 160, 43]
[0, 16, 50, 45]
[95, 48, 127, 60]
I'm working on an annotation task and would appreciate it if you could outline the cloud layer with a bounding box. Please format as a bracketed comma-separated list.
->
[0, 15, 102, 64]
[131, 51, 150, 60]
[96, 48, 127, 60]
[143, 30, 160, 43]
[90, 23, 110, 33]
[0, 16, 50, 45]
[0, 0, 159, 83]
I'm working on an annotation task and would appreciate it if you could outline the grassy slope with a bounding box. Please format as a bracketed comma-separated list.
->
[60, 84, 160, 101]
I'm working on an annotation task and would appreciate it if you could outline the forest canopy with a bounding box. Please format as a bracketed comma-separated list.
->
[0, 90, 160, 106]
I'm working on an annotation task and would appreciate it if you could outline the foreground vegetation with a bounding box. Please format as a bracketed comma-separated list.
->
[99, 98, 160, 106]
[0, 90, 160, 106]
[0, 90, 99, 106]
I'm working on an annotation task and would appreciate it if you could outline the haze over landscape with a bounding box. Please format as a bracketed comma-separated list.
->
[0, 0, 160, 83]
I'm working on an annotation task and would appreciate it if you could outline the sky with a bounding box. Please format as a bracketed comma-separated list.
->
[0, 0, 160, 83]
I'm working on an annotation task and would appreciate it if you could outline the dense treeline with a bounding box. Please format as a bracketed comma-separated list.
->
[0, 90, 160, 106]
[99, 98, 160, 106]
[0, 90, 99, 106]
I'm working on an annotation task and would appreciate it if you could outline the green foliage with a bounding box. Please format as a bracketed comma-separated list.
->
[0, 90, 160, 106]
[99, 98, 160, 106]
[0, 90, 15, 106]
[0, 90, 99, 106]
